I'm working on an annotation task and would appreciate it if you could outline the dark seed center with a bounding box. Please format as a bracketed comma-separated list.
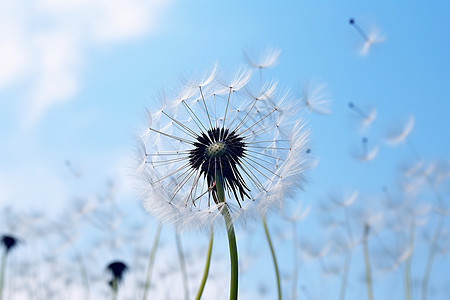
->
[206, 142, 227, 158]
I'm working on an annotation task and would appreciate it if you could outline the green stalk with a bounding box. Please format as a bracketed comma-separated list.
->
[263, 216, 282, 300]
[216, 170, 238, 300]
[195, 229, 214, 300]
[291, 222, 299, 300]
[112, 278, 118, 300]
[421, 214, 444, 300]
[142, 223, 163, 300]
[404, 225, 414, 300]
[176, 233, 189, 300]
[363, 225, 374, 300]
[339, 252, 351, 300]
[0, 251, 6, 300]
[73, 249, 90, 300]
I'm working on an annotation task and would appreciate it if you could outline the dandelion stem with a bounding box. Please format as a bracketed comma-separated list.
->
[176, 233, 189, 300]
[404, 225, 414, 300]
[142, 223, 163, 300]
[112, 278, 118, 300]
[0, 250, 6, 300]
[340, 252, 351, 300]
[291, 221, 299, 300]
[216, 169, 239, 300]
[195, 228, 214, 300]
[421, 214, 444, 300]
[263, 216, 282, 300]
[74, 249, 90, 300]
[363, 225, 374, 300]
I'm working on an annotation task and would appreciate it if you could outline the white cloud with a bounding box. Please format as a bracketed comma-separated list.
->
[0, 0, 171, 127]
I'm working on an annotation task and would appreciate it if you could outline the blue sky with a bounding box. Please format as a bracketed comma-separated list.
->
[0, 1, 449, 299]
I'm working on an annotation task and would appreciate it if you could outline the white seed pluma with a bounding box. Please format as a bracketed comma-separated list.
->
[135, 65, 311, 231]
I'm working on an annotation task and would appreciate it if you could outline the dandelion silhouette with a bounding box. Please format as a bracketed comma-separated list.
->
[1, 235, 20, 300]
[1, 235, 18, 254]
[106, 261, 128, 300]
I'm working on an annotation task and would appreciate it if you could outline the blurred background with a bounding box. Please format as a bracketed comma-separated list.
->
[0, 1, 449, 299]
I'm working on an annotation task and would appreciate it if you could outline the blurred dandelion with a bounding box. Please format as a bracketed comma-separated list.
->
[0, 235, 20, 300]
[136, 64, 310, 299]
[349, 18, 385, 56]
[350, 137, 379, 162]
[348, 102, 377, 131]
[385, 115, 415, 146]
[106, 261, 128, 300]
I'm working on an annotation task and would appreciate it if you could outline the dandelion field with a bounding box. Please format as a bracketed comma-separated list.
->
[1, 2, 449, 300]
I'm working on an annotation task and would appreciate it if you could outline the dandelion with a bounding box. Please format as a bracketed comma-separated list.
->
[0, 235, 20, 300]
[349, 18, 385, 56]
[106, 261, 128, 300]
[136, 65, 310, 299]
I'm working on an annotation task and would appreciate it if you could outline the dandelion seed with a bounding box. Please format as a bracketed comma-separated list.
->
[349, 18, 385, 56]
[301, 81, 332, 115]
[350, 137, 379, 162]
[348, 102, 377, 130]
[244, 46, 281, 70]
[385, 115, 415, 145]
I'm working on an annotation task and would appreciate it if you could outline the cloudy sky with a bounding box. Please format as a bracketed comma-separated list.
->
[1, 1, 449, 300]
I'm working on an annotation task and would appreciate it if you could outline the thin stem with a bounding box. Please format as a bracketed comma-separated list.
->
[112, 278, 118, 300]
[216, 169, 238, 300]
[339, 252, 351, 300]
[404, 225, 414, 300]
[421, 214, 444, 300]
[74, 249, 90, 300]
[363, 226, 374, 300]
[0, 251, 6, 300]
[291, 222, 298, 300]
[263, 216, 282, 300]
[176, 233, 189, 300]
[142, 223, 163, 300]
[195, 229, 214, 300]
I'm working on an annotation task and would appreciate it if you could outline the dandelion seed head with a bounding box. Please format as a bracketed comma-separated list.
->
[136, 65, 311, 231]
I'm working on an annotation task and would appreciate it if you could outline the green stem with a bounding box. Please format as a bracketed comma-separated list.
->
[0, 251, 6, 300]
[291, 222, 298, 300]
[263, 216, 282, 300]
[112, 278, 118, 300]
[421, 214, 444, 300]
[74, 249, 90, 300]
[142, 223, 163, 300]
[195, 229, 214, 300]
[176, 233, 189, 300]
[363, 225, 374, 300]
[404, 225, 414, 300]
[216, 170, 238, 300]
[339, 252, 351, 300]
